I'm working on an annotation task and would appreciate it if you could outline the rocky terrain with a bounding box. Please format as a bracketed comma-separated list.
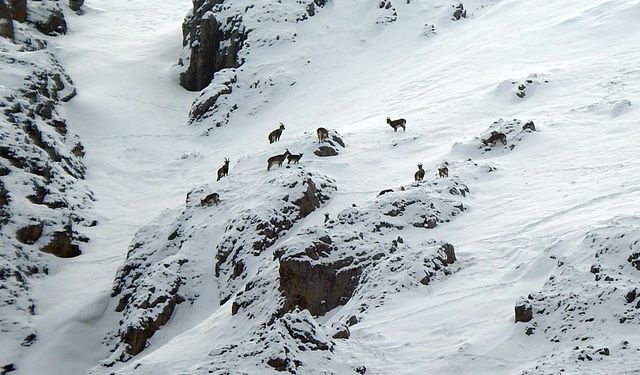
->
[0, 0, 92, 366]
[2, 0, 639, 374]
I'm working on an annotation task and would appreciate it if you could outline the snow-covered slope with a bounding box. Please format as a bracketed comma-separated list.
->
[2, 0, 640, 374]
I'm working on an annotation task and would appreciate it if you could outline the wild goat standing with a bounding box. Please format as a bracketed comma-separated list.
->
[287, 153, 303, 164]
[217, 158, 230, 181]
[414, 164, 425, 181]
[482, 132, 507, 146]
[387, 117, 406, 132]
[317, 127, 329, 143]
[268, 123, 285, 144]
[267, 149, 291, 171]
[438, 166, 449, 178]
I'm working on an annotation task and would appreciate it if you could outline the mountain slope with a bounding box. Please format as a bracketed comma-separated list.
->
[2, 0, 640, 374]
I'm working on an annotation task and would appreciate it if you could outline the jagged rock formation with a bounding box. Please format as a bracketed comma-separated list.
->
[0, 0, 92, 360]
[179, 0, 327, 92]
[178, 0, 328, 130]
[104, 167, 336, 364]
[518, 220, 640, 374]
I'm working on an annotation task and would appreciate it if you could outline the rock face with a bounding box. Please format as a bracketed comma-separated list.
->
[179, 0, 328, 128]
[518, 220, 640, 374]
[234, 176, 470, 321]
[104, 167, 336, 365]
[0, 3, 91, 360]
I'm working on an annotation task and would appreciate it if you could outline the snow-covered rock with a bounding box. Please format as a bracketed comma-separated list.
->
[518, 219, 640, 374]
[0, 0, 91, 364]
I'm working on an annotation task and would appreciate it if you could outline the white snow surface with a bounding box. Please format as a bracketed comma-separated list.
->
[3, 0, 640, 374]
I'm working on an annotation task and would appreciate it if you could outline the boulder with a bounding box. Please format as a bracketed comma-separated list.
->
[68, 0, 84, 12]
[15, 222, 43, 245]
[514, 298, 533, 323]
[314, 146, 338, 157]
[40, 230, 81, 258]
[33, 9, 67, 36]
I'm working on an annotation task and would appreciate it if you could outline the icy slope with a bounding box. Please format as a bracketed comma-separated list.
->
[4, 0, 640, 374]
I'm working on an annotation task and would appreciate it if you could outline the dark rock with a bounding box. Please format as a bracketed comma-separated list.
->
[278, 248, 361, 315]
[522, 121, 536, 132]
[440, 243, 456, 264]
[293, 179, 321, 218]
[625, 289, 637, 304]
[597, 348, 610, 356]
[180, 1, 246, 91]
[331, 322, 350, 339]
[0, 12, 14, 40]
[1, 363, 16, 374]
[121, 291, 184, 356]
[355, 366, 367, 374]
[68, 0, 84, 12]
[515, 300, 533, 323]
[40, 230, 81, 258]
[15, 222, 43, 245]
[452, 3, 467, 20]
[267, 357, 289, 372]
[314, 146, 338, 157]
[33, 9, 67, 36]
[8, 0, 26, 22]
[21, 333, 36, 347]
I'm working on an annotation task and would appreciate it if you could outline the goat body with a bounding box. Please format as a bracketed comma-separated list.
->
[317, 127, 329, 143]
[482, 132, 507, 146]
[287, 153, 303, 164]
[268, 123, 285, 144]
[267, 149, 291, 171]
[438, 167, 449, 178]
[217, 158, 230, 181]
[387, 117, 406, 132]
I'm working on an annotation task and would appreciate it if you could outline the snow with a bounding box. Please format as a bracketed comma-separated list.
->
[2, 0, 640, 374]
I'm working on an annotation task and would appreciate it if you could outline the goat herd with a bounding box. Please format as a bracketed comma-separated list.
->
[212, 116, 513, 194]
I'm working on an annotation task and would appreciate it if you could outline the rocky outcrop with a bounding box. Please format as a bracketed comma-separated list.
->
[233, 176, 470, 323]
[518, 220, 640, 374]
[104, 167, 336, 365]
[179, 0, 328, 128]
[0, 4, 91, 359]
[215, 170, 336, 304]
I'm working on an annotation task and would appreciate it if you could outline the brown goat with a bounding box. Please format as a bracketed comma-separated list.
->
[200, 192, 220, 206]
[287, 153, 303, 164]
[387, 117, 406, 132]
[414, 164, 425, 181]
[268, 123, 285, 144]
[217, 158, 230, 181]
[482, 132, 507, 146]
[267, 149, 291, 171]
[317, 127, 329, 143]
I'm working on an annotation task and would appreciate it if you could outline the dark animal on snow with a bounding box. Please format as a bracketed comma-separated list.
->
[267, 149, 291, 171]
[287, 153, 303, 164]
[200, 192, 220, 206]
[481, 132, 507, 146]
[414, 164, 425, 181]
[387, 117, 406, 132]
[268, 123, 285, 143]
[438, 166, 449, 178]
[217, 158, 230, 181]
[317, 127, 329, 143]
[378, 189, 394, 196]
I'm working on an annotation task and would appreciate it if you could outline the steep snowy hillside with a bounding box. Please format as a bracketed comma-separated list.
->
[2, 0, 640, 374]
[0, 0, 95, 370]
